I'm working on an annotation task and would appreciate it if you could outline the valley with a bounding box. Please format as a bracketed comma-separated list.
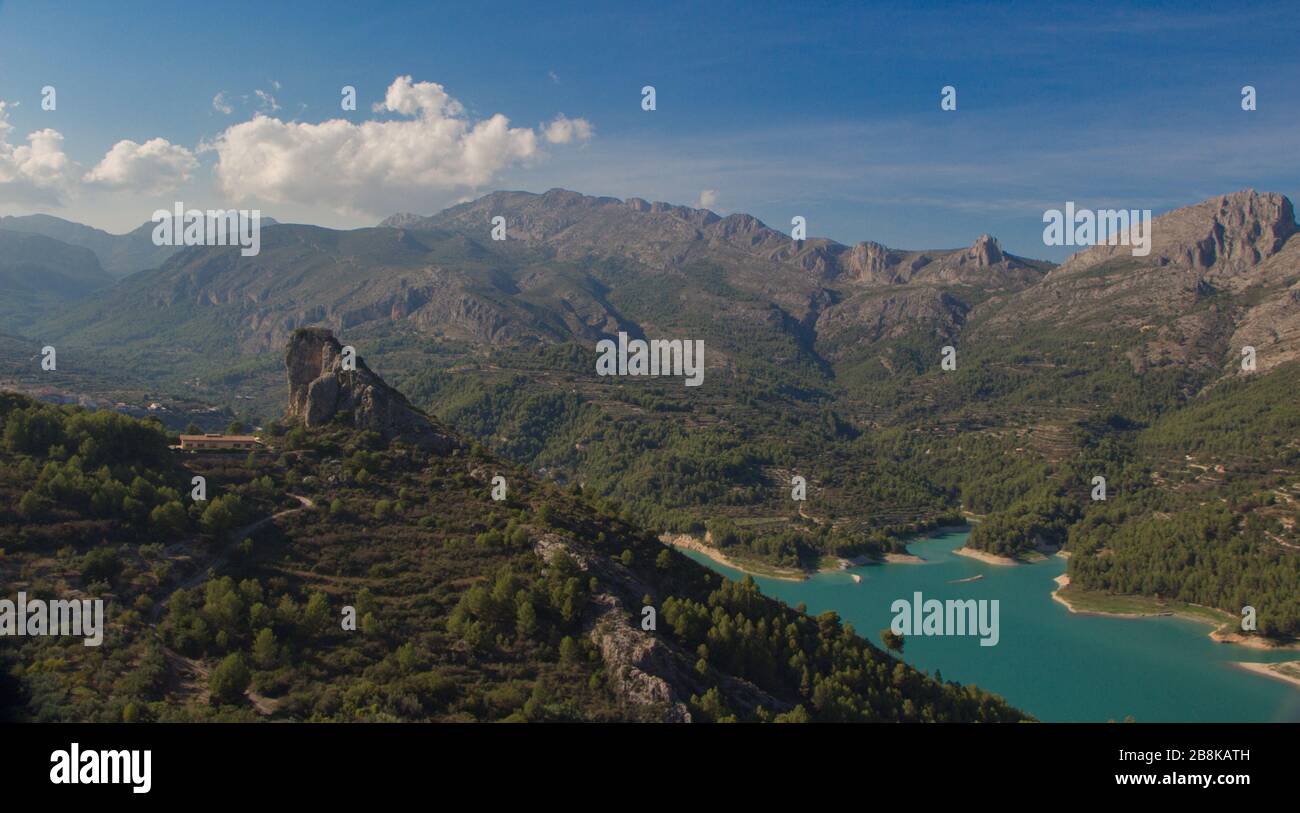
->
[680, 528, 1300, 722]
[2, 186, 1298, 724]
[0, 330, 1026, 723]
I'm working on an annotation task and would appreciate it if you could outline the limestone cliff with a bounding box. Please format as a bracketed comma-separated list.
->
[285, 327, 459, 454]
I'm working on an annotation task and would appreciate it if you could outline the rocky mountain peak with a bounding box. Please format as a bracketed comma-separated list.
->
[378, 212, 426, 229]
[285, 327, 459, 454]
[968, 234, 1004, 267]
[843, 241, 896, 282]
[1057, 189, 1297, 276]
[1198, 189, 1297, 265]
[706, 213, 784, 249]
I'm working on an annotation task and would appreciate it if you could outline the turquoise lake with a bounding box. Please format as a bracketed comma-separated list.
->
[679, 528, 1300, 722]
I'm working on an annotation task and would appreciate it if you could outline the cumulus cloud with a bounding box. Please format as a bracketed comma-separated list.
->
[83, 137, 198, 194]
[208, 75, 592, 215]
[543, 113, 593, 144]
[370, 76, 463, 117]
[696, 189, 719, 209]
[0, 101, 80, 204]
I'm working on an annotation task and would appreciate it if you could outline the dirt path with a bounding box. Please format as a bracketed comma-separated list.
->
[159, 643, 279, 715]
[150, 494, 314, 715]
[178, 494, 315, 593]
[152, 495, 315, 620]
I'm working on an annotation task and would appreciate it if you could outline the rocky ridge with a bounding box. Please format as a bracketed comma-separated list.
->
[285, 327, 459, 453]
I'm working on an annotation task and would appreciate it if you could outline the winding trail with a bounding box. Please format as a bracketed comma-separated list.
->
[175, 494, 315, 597]
[150, 494, 315, 715]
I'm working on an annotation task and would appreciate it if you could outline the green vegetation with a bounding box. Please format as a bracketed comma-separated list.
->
[391, 316, 1300, 641]
[7, 200, 1296, 652]
[0, 396, 1027, 722]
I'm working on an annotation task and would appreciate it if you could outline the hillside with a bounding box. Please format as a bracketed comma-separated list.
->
[0, 230, 115, 331]
[0, 330, 1026, 723]
[4, 187, 1298, 638]
[0, 214, 179, 279]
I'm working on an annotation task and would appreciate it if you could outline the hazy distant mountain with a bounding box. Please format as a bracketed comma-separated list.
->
[17, 186, 1295, 386]
[0, 212, 278, 279]
[0, 229, 114, 329]
[40, 222, 628, 363]
[35, 190, 1051, 406]
[0, 214, 174, 279]
[379, 188, 1051, 362]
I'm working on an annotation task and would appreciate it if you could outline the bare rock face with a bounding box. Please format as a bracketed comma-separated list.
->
[836, 234, 1037, 288]
[967, 233, 1004, 268]
[843, 241, 896, 283]
[532, 531, 791, 722]
[1056, 190, 1297, 278]
[974, 191, 1300, 378]
[285, 327, 459, 454]
[816, 288, 969, 357]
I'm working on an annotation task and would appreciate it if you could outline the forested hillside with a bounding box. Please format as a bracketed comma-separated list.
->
[4, 188, 1298, 643]
[0, 380, 1025, 723]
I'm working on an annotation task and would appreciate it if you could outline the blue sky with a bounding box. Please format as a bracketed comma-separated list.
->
[0, 0, 1297, 260]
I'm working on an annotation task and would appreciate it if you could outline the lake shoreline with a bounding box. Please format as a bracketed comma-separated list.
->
[954, 539, 1059, 566]
[659, 533, 809, 581]
[680, 525, 1300, 717]
[954, 546, 1019, 566]
[1052, 575, 1300, 657]
[1235, 660, 1300, 689]
[660, 526, 957, 581]
[672, 529, 1300, 672]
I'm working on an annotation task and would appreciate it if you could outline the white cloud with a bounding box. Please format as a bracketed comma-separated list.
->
[696, 189, 719, 209]
[370, 75, 463, 117]
[83, 137, 198, 194]
[208, 75, 592, 215]
[543, 114, 593, 145]
[212, 92, 234, 115]
[254, 88, 279, 112]
[0, 101, 80, 204]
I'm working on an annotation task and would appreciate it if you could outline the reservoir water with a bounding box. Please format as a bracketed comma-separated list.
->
[679, 528, 1300, 722]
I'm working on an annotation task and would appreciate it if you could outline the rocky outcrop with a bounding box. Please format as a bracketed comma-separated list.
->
[967, 234, 1004, 267]
[532, 532, 695, 721]
[843, 241, 896, 283]
[1055, 190, 1297, 278]
[588, 595, 695, 723]
[285, 327, 459, 453]
[815, 287, 970, 358]
[532, 531, 791, 722]
[974, 191, 1300, 378]
[376, 212, 428, 229]
[836, 234, 1037, 288]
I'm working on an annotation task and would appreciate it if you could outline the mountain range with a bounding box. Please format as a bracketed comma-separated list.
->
[18, 186, 1295, 381]
[2, 187, 1297, 637]
[0, 214, 180, 279]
